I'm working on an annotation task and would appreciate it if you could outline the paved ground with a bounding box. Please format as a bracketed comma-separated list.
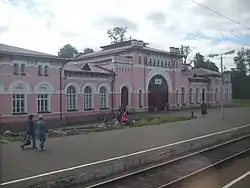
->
[1, 107, 250, 186]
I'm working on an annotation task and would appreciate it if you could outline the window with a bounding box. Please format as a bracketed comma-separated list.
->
[153, 59, 156, 66]
[138, 56, 141, 64]
[176, 90, 179, 105]
[37, 94, 49, 112]
[84, 86, 92, 110]
[99, 87, 107, 109]
[38, 65, 43, 76]
[189, 88, 193, 104]
[149, 58, 152, 66]
[12, 94, 25, 114]
[168, 61, 171, 68]
[157, 59, 160, 66]
[138, 89, 142, 107]
[196, 88, 200, 104]
[215, 88, 218, 102]
[161, 60, 164, 67]
[67, 86, 77, 111]
[44, 65, 49, 76]
[226, 88, 229, 101]
[164, 61, 167, 68]
[21, 64, 25, 75]
[13, 63, 19, 75]
[181, 87, 185, 105]
[144, 57, 148, 65]
[176, 61, 178, 68]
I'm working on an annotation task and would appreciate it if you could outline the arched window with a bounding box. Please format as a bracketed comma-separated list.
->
[181, 87, 185, 105]
[196, 88, 200, 104]
[189, 88, 193, 104]
[99, 87, 107, 109]
[44, 65, 49, 76]
[138, 89, 142, 108]
[164, 61, 168, 68]
[168, 61, 171, 68]
[37, 84, 50, 113]
[176, 90, 179, 105]
[12, 83, 27, 114]
[153, 59, 156, 66]
[157, 59, 160, 66]
[149, 58, 152, 66]
[215, 88, 218, 103]
[13, 63, 19, 75]
[67, 86, 76, 111]
[84, 86, 92, 110]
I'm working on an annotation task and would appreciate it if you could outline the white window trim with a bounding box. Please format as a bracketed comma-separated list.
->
[83, 87, 94, 110]
[11, 93, 27, 114]
[98, 86, 109, 109]
[66, 86, 78, 111]
[37, 93, 51, 113]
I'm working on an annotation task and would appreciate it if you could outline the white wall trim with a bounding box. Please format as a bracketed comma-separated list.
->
[96, 83, 111, 93]
[34, 81, 54, 94]
[64, 82, 81, 94]
[146, 69, 172, 92]
[8, 80, 31, 93]
[82, 83, 97, 94]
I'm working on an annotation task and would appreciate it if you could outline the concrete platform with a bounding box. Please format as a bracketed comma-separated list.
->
[1, 107, 250, 187]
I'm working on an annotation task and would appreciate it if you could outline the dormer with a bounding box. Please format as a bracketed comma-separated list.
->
[81, 63, 91, 71]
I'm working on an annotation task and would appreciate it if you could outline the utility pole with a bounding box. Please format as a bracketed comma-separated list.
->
[220, 55, 224, 119]
[208, 50, 235, 119]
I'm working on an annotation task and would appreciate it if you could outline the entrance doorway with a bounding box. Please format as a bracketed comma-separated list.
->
[148, 75, 168, 112]
[121, 86, 129, 110]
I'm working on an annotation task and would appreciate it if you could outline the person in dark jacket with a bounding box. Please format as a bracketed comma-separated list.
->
[21, 114, 36, 149]
[201, 101, 207, 116]
[37, 115, 47, 151]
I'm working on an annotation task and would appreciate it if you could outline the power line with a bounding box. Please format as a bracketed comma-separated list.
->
[189, 0, 250, 30]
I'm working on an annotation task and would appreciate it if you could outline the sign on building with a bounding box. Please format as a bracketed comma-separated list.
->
[155, 79, 162, 85]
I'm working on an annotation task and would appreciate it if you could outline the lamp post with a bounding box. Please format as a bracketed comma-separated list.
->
[208, 50, 235, 119]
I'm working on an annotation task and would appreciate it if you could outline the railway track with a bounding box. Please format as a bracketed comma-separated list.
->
[83, 134, 250, 188]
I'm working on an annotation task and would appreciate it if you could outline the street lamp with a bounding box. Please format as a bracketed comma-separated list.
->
[208, 50, 235, 119]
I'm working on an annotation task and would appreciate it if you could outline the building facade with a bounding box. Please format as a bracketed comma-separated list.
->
[0, 40, 232, 127]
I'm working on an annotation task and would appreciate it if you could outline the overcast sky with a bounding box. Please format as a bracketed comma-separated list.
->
[0, 0, 250, 69]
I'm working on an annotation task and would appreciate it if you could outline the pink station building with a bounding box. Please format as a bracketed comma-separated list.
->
[0, 40, 232, 130]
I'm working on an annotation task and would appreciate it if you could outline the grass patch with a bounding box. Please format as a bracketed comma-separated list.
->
[135, 115, 193, 127]
[0, 135, 23, 144]
[232, 99, 250, 107]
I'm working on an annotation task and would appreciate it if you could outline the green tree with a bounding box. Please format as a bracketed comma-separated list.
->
[107, 26, 130, 44]
[180, 45, 192, 64]
[83, 48, 94, 54]
[192, 53, 219, 72]
[231, 48, 250, 99]
[58, 44, 78, 58]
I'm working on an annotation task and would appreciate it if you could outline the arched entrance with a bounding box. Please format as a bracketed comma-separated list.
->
[148, 75, 168, 112]
[121, 86, 129, 110]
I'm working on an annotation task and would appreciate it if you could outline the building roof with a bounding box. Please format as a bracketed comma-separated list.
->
[190, 68, 221, 77]
[63, 61, 112, 74]
[0, 43, 61, 59]
[74, 39, 182, 60]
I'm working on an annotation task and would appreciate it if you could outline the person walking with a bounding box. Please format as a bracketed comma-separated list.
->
[201, 101, 207, 116]
[21, 114, 36, 149]
[37, 115, 47, 151]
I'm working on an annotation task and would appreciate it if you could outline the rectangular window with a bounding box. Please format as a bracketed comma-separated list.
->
[21, 64, 26, 75]
[67, 93, 76, 110]
[12, 94, 25, 114]
[138, 56, 141, 64]
[99, 93, 107, 109]
[44, 65, 49, 76]
[37, 94, 49, 112]
[38, 65, 43, 76]
[84, 94, 92, 110]
[13, 63, 19, 75]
